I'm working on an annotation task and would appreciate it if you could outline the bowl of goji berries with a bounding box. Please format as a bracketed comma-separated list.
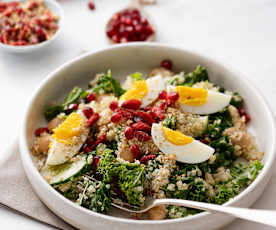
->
[0, 0, 64, 53]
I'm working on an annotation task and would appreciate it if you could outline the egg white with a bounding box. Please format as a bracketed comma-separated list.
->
[151, 123, 215, 164]
[141, 75, 165, 108]
[167, 86, 231, 115]
[46, 110, 88, 166]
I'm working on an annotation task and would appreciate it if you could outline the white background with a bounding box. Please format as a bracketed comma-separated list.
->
[0, 0, 276, 229]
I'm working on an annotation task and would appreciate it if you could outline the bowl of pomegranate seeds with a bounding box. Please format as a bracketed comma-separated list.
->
[0, 0, 64, 53]
[106, 8, 155, 44]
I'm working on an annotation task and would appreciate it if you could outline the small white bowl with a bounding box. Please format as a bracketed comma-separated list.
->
[0, 0, 64, 54]
[20, 43, 276, 230]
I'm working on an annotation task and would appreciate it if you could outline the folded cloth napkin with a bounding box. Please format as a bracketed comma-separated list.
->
[0, 141, 75, 230]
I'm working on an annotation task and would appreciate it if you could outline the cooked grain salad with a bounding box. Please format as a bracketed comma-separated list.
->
[31, 62, 264, 220]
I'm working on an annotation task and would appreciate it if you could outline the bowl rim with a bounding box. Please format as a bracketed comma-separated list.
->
[20, 43, 276, 225]
[0, 0, 64, 52]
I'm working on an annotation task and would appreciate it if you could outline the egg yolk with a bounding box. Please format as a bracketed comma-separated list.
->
[175, 86, 208, 106]
[120, 80, 148, 102]
[162, 127, 193, 145]
[52, 113, 83, 145]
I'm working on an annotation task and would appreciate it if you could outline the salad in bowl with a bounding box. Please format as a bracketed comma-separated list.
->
[31, 62, 264, 220]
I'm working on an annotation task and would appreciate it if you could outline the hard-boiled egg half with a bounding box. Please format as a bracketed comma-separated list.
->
[120, 75, 165, 108]
[167, 86, 231, 114]
[151, 123, 214, 163]
[46, 111, 89, 166]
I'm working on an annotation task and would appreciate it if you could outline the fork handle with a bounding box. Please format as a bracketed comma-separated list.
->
[154, 199, 276, 228]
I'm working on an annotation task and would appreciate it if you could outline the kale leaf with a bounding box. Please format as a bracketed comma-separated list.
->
[97, 148, 145, 207]
[90, 182, 112, 213]
[230, 92, 243, 108]
[214, 160, 263, 204]
[92, 70, 126, 97]
[206, 107, 233, 140]
[44, 105, 63, 121]
[44, 86, 86, 121]
[162, 115, 178, 130]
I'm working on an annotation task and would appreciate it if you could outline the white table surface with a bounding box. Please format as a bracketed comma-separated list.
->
[0, 0, 276, 229]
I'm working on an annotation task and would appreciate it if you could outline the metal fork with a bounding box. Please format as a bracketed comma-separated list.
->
[112, 197, 276, 228]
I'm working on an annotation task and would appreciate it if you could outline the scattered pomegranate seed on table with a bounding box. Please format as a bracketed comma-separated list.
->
[88, 1, 95, 11]
[106, 8, 155, 44]
[161, 59, 173, 70]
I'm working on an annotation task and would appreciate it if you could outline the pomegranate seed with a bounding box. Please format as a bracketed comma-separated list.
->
[124, 127, 134, 140]
[167, 92, 179, 103]
[93, 156, 100, 168]
[152, 107, 165, 120]
[88, 1, 95, 10]
[91, 134, 106, 150]
[135, 111, 154, 125]
[132, 121, 151, 133]
[161, 59, 173, 70]
[159, 90, 167, 100]
[158, 102, 167, 110]
[87, 113, 100, 127]
[134, 131, 151, 142]
[139, 154, 156, 164]
[35, 127, 48, 136]
[111, 112, 122, 123]
[83, 144, 91, 153]
[144, 106, 152, 112]
[107, 8, 154, 43]
[112, 34, 121, 43]
[121, 109, 135, 119]
[244, 113, 251, 123]
[68, 103, 78, 112]
[82, 107, 94, 119]
[86, 92, 96, 103]
[121, 99, 141, 110]
[130, 144, 140, 159]
[238, 107, 246, 116]
[109, 101, 119, 111]
[200, 139, 208, 144]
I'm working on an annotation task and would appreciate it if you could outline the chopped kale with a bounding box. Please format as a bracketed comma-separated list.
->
[214, 160, 263, 204]
[91, 70, 126, 97]
[206, 107, 233, 140]
[44, 86, 86, 121]
[182, 65, 209, 85]
[44, 105, 63, 121]
[97, 148, 145, 207]
[90, 182, 112, 213]
[162, 115, 178, 130]
[230, 92, 243, 108]
[63, 87, 86, 107]
[167, 205, 200, 219]
[209, 136, 236, 171]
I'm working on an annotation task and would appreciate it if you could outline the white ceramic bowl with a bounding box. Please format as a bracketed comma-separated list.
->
[20, 43, 276, 230]
[0, 0, 64, 54]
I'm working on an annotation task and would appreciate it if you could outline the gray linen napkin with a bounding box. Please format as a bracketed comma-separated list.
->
[0, 141, 75, 230]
